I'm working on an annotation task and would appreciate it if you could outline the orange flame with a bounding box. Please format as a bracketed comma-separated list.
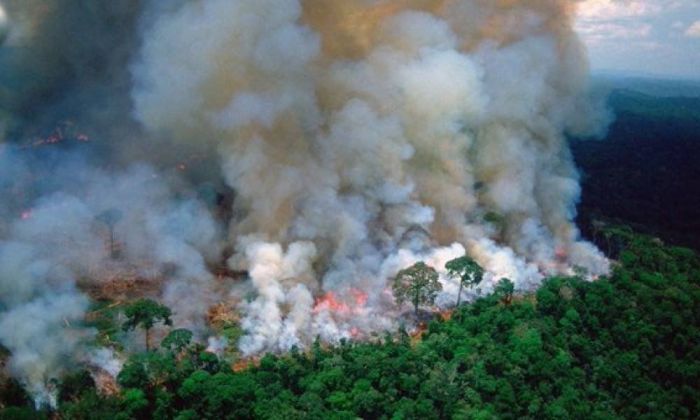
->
[313, 291, 350, 314]
[350, 288, 368, 306]
[312, 288, 369, 315]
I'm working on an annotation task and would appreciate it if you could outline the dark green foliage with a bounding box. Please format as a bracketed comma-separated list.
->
[59, 391, 123, 420]
[122, 299, 172, 332]
[58, 370, 95, 403]
[122, 298, 172, 351]
[117, 358, 150, 390]
[2, 228, 699, 419]
[49, 368, 123, 420]
[178, 371, 256, 418]
[0, 377, 31, 409]
[161, 329, 194, 353]
[85, 301, 122, 349]
[393, 262, 442, 315]
[0, 407, 47, 420]
[494, 278, 515, 305]
[120, 388, 148, 418]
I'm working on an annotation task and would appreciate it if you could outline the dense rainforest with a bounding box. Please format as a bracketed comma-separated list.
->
[574, 88, 700, 251]
[2, 84, 700, 419]
[1, 222, 698, 419]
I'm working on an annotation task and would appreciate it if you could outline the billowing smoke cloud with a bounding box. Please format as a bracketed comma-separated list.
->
[0, 146, 224, 405]
[0, 243, 92, 407]
[132, 0, 611, 355]
[0, 0, 612, 401]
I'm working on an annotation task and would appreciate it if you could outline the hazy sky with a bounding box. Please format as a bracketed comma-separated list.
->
[0, 1, 698, 80]
[576, 0, 700, 79]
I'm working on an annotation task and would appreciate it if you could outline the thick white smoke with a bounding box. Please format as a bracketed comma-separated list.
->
[132, 0, 611, 355]
[0, 148, 224, 405]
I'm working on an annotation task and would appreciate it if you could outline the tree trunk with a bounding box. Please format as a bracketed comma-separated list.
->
[145, 328, 150, 352]
[456, 281, 464, 307]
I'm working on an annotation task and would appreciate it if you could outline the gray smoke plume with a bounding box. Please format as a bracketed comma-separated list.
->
[0, 1, 141, 141]
[133, 0, 612, 355]
[0, 147, 224, 405]
[0, 242, 92, 407]
[0, 0, 612, 400]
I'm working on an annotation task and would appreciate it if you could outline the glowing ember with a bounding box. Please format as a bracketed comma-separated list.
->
[313, 289, 369, 316]
[20, 121, 92, 149]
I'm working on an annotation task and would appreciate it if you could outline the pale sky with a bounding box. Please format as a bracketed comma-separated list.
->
[576, 0, 700, 79]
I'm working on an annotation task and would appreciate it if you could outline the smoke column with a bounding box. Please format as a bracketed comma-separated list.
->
[133, 0, 610, 354]
[0, 0, 611, 401]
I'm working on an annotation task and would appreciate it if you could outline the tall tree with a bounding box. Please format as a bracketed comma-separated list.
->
[445, 256, 484, 307]
[122, 299, 172, 351]
[392, 262, 442, 316]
